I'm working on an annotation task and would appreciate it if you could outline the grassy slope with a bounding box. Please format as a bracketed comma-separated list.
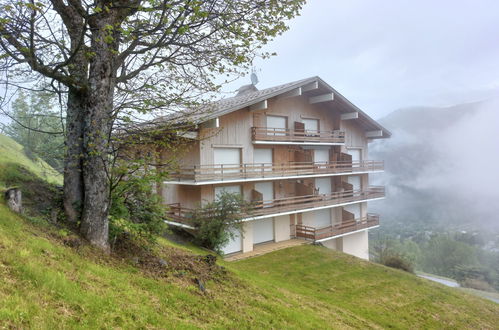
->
[0, 133, 498, 328]
[0, 134, 62, 186]
[232, 246, 499, 329]
[0, 204, 312, 328]
[0, 205, 498, 329]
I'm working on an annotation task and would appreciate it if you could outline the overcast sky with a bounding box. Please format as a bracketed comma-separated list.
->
[224, 0, 499, 119]
[1, 1, 498, 125]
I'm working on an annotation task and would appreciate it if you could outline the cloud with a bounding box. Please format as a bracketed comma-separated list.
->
[371, 99, 499, 228]
[225, 1, 499, 119]
[428, 101, 499, 200]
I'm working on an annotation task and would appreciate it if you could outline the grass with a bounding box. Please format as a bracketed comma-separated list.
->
[232, 246, 499, 329]
[0, 134, 62, 186]
[0, 204, 498, 328]
[458, 287, 499, 304]
[0, 203, 301, 328]
[0, 132, 498, 328]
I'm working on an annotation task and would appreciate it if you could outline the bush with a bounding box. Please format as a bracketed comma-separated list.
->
[109, 174, 167, 250]
[189, 191, 252, 254]
[460, 278, 496, 292]
[382, 255, 414, 273]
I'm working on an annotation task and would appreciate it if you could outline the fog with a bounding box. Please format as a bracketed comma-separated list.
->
[370, 99, 499, 230]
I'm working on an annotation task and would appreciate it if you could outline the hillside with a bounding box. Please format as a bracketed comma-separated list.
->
[370, 100, 499, 231]
[0, 205, 498, 328]
[1, 131, 498, 328]
[0, 134, 62, 186]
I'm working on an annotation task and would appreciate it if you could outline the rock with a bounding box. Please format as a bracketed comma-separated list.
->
[5, 188, 22, 213]
[158, 258, 168, 267]
[195, 278, 206, 293]
[131, 257, 140, 266]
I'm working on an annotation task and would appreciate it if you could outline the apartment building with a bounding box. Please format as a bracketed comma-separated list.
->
[162, 76, 390, 259]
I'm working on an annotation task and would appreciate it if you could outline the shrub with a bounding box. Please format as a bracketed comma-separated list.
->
[189, 191, 252, 254]
[109, 174, 167, 250]
[460, 278, 495, 292]
[382, 255, 414, 273]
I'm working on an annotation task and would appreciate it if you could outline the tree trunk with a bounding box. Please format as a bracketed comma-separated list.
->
[79, 45, 117, 252]
[63, 20, 88, 224]
[63, 88, 85, 223]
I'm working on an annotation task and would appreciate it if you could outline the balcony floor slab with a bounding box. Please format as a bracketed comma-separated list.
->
[241, 197, 385, 222]
[315, 225, 380, 242]
[163, 170, 384, 186]
[253, 141, 344, 146]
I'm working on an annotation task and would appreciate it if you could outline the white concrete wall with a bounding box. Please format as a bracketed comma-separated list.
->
[297, 208, 345, 227]
[340, 230, 369, 260]
[274, 215, 291, 242]
[301, 211, 315, 227]
[322, 238, 337, 250]
[242, 221, 253, 253]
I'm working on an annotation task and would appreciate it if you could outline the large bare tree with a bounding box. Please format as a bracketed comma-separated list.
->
[0, 0, 303, 250]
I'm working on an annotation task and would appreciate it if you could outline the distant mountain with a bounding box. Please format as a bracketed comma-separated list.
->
[369, 100, 499, 231]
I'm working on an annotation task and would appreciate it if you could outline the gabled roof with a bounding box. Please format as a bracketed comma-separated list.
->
[162, 76, 391, 139]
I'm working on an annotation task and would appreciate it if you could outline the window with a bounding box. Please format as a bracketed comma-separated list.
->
[266, 115, 287, 136]
[302, 118, 319, 133]
[214, 147, 241, 174]
[214, 185, 242, 200]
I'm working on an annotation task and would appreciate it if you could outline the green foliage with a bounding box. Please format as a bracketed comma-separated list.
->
[454, 265, 498, 291]
[109, 169, 167, 249]
[421, 234, 479, 278]
[189, 191, 251, 254]
[371, 230, 499, 291]
[382, 255, 414, 273]
[4, 90, 64, 173]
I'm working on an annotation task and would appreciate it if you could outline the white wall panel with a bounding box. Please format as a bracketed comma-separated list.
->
[253, 218, 274, 244]
[222, 228, 242, 254]
[348, 175, 361, 190]
[315, 177, 331, 195]
[314, 209, 332, 228]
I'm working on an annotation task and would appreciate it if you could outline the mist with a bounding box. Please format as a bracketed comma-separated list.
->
[370, 99, 499, 231]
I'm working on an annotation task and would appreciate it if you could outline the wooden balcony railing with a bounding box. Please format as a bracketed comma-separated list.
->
[252, 127, 345, 144]
[165, 186, 385, 225]
[295, 214, 380, 241]
[168, 160, 384, 183]
[250, 186, 385, 217]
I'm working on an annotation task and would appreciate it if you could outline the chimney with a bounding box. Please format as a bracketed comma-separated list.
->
[236, 84, 258, 96]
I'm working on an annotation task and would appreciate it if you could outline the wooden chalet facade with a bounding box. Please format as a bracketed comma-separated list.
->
[161, 76, 391, 259]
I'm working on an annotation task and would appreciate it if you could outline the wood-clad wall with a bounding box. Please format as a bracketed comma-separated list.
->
[199, 108, 253, 165]
[340, 120, 368, 158]
[162, 92, 372, 210]
[261, 96, 340, 132]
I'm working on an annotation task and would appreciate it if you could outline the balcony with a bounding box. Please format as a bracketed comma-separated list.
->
[252, 127, 345, 145]
[295, 214, 380, 241]
[165, 186, 385, 225]
[165, 160, 384, 185]
[249, 186, 385, 218]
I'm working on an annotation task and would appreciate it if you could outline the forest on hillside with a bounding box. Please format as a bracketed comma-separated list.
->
[369, 101, 499, 291]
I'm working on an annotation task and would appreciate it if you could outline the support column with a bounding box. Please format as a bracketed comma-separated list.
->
[242, 221, 254, 253]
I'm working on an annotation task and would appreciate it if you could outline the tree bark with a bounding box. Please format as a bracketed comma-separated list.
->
[79, 23, 118, 251]
[80, 84, 114, 251]
[79, 82, 113, 251]
[63, 87, 85, 223]
[63, 15, 88, 224]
